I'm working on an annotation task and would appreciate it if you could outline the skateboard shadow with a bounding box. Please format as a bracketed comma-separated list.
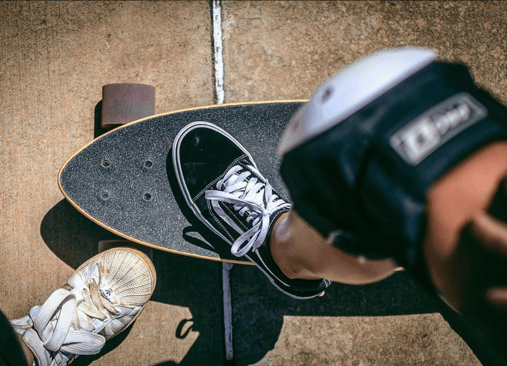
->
[40, 203, 489, 365]
[40, 200, 226, 365]
[40, 200, 120, 268]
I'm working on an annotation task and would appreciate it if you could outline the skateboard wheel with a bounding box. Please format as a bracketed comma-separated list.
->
[98, 240, 154, 261]
[101, 84, 155, 130]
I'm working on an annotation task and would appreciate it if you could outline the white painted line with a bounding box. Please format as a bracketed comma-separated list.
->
[212, 0, 225, 104]
[213, 0, 234, 362]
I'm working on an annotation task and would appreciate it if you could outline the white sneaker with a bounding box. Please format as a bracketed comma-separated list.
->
[11, 248, 157, 366]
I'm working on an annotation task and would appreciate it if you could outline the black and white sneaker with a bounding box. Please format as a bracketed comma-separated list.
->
[172, 121, 330, 299]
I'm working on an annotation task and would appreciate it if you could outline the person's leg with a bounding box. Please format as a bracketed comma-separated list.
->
[270, 210, 399, 285]
[0, 309, 29, 366]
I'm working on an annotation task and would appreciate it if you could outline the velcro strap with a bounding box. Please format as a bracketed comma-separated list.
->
[359, 63, 507, 270]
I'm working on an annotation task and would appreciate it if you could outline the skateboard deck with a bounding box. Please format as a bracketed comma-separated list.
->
[59, 101, 305, 264]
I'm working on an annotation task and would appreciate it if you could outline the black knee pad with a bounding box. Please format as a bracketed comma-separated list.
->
[280, 60, 507, 286]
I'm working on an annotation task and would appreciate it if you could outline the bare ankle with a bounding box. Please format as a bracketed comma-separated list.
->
[269, 212, 321, 280]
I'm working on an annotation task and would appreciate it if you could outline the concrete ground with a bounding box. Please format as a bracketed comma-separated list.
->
[1, 1, 506, 365]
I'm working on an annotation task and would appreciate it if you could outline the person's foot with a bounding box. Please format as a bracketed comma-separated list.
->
[11, 248, 156, 366]
[172, 121, 330, 299]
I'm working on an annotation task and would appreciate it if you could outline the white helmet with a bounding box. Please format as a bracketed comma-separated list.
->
[278, 47, 437, 156]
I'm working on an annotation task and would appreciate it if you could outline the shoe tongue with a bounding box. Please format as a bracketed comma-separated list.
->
[237, 157, 263, 182]
[67, 260, 101, 303]
[68, 260, 100, 287]
[98, 284, 118, 304]
[67, 261, 119, 308]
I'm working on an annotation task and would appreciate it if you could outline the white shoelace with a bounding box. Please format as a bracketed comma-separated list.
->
[205, 165, 290, 257]
[11, 262, 130, 366]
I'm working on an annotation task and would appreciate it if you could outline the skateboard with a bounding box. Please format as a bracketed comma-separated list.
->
[58, 84, 306, 265]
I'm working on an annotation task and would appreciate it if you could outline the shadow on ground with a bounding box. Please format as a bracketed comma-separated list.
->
[230, 265, 495, 366]
[40, 200, 492, 366]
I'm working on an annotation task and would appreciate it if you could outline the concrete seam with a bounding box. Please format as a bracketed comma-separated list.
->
[212, 0, 234, 363]
[222, 262, 234, 363]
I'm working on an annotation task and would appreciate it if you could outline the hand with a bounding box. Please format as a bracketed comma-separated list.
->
[461, 177, 507, 311]
[455, 177, 507, 365]
[423, 143, 507, 314]
[468, 211, 507, 310]
[422, 148, 507, 365]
